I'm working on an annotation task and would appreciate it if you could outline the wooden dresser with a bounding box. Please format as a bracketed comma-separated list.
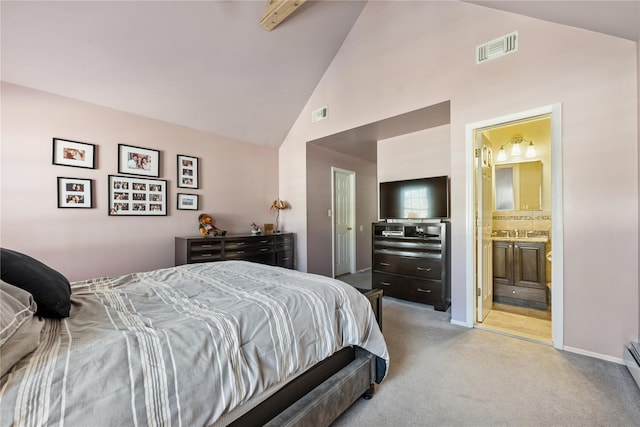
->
[372, 222, 450, 312]
[175, 233, 294, 269]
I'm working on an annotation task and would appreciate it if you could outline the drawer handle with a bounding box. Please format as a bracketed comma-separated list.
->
[380, 281, 391, 286]
[237, 242, 245, 246]
[201, 254, 212, 257]
[417, 267, 432, 271]
[260, 248, 269, 252]
[237, 251, 245, 254]
[417, 288, 432, 293]
[201, 245, 213, 248]
[282, 257, 290, 261]
[512, 290, 517, 294]
[260, 240, 269, 243]
[380, 262, 390, 266]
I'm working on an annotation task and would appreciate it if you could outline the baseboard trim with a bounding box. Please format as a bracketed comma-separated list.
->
[563, 345, 624, 365]
[451, 319, 473, 328]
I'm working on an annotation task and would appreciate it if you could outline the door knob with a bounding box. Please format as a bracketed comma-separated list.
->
[347, 227, 353, 230]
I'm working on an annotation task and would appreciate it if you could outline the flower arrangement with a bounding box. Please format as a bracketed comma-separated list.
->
[270, 199, 288, 211]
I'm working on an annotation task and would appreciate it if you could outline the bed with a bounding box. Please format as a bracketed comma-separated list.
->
[0, 249, 389, 427]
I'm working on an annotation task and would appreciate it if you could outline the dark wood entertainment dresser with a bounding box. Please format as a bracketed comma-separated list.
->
[372, 222, 451, 311]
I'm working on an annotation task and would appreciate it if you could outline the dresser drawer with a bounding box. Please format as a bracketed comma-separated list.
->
[275, 241, 293, 252]
[494, 283, 547, 303]
[189, 240, 222, 262]
[276, 251, 294, 268]
[225, 238, 272, 251]
[374, 254, 441, 280]
[225, 246, 273, 259]
[373, 272, 443, 306]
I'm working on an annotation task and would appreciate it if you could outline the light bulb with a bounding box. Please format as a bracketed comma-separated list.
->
[511, 142, 521, 156]
[497, 146, 507, 162]
[525, 142, 536, 158]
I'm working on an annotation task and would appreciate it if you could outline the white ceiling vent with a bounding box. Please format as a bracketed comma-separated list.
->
[311, 106, 328, 123]
[476, 31, 518, 64]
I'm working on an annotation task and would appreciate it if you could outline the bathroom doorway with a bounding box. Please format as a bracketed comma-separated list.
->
[465, 105, 564, 348]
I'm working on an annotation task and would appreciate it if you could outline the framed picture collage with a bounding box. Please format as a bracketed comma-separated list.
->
[52, 138, 201, 216]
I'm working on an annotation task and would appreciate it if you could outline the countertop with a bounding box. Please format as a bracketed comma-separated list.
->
[491, 235, 549, 243]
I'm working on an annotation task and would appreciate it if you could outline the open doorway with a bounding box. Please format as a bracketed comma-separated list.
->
[465, 104, 564, 348]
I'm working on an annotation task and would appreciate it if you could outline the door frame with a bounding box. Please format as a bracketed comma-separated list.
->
[464, 104, 564, 349]
[331, 167, 356, 278]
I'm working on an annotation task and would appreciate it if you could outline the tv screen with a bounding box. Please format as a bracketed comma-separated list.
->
[379, 176, 449, 220]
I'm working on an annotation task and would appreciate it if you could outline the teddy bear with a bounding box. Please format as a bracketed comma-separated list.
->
[198, 214, 227, 236]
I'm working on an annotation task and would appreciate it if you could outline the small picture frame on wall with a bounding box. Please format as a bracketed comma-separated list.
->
[57, 177, 93, 208]
[177, 154, 199, 188]
[108, 175, 167, 216]
[52, 138, 96, 169]
[118, 144, 160, 177]
[177, 193, 199, 210]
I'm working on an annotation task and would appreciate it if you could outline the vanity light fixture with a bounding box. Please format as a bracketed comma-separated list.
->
[497, 145, 507, 162]
[510, 137, 522, 156]
[496, 134, 535, 161]
[525, 141, 536, 158]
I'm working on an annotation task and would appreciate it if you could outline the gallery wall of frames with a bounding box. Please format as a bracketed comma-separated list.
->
[52, 137, 200, 216]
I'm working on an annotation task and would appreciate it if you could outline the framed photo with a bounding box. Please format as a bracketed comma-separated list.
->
[118, 144, 160, 177]
[57, 177, 93, 208]
[177, 154, 199, 188]
[108, 175, 167, 216]
[52, 138, 96, 169]
[177, 193, 199, 210]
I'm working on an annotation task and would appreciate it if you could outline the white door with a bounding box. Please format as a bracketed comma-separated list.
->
[333, 168, 355, 277]
[476, 133, 494, 322]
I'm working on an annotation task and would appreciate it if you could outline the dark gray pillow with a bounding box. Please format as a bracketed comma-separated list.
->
[0, 248, 71, 318]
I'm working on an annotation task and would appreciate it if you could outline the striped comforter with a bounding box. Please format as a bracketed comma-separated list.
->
[0, 261, 388, 427]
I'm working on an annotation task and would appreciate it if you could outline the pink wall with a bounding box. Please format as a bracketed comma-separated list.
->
[1, 83, 279, 281]
[279, 2, 639, 359]
[377, 125, 451, 183]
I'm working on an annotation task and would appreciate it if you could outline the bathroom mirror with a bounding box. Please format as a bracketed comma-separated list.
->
[494, 160, 542, 211]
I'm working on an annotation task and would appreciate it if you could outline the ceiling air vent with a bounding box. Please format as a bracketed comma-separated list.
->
[476, 31, 518, 64]
[311, 106, 328, 123]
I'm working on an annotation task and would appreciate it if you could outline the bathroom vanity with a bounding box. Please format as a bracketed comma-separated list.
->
[492, 237, 547, 310]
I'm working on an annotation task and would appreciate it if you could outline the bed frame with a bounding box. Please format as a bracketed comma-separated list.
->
[229, 347, 376, 426]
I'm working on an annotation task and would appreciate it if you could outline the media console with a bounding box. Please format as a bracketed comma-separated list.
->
[372, 222, 451, 311]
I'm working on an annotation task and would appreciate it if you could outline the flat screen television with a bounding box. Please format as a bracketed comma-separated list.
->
[379, 175, 449, 220]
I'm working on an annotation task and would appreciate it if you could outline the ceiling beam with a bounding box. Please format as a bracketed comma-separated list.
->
[260, 0, 307, 31]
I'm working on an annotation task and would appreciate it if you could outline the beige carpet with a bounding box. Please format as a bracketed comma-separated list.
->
[331, 296, 640, 427]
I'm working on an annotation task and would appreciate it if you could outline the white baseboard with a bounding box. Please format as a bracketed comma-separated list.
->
[355, 267, 371, 273]
[450, 319, 473, 328]
[563, 345, 625, 365]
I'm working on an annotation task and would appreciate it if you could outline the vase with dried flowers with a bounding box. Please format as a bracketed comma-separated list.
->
[270, 199, 288, 233]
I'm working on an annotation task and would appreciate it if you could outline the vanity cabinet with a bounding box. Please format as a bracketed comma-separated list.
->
[492, 240, 547, 309]
[372, 222, 450, 311]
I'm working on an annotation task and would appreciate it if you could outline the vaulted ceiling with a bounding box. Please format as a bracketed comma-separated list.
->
[2, 1, 638, 151]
